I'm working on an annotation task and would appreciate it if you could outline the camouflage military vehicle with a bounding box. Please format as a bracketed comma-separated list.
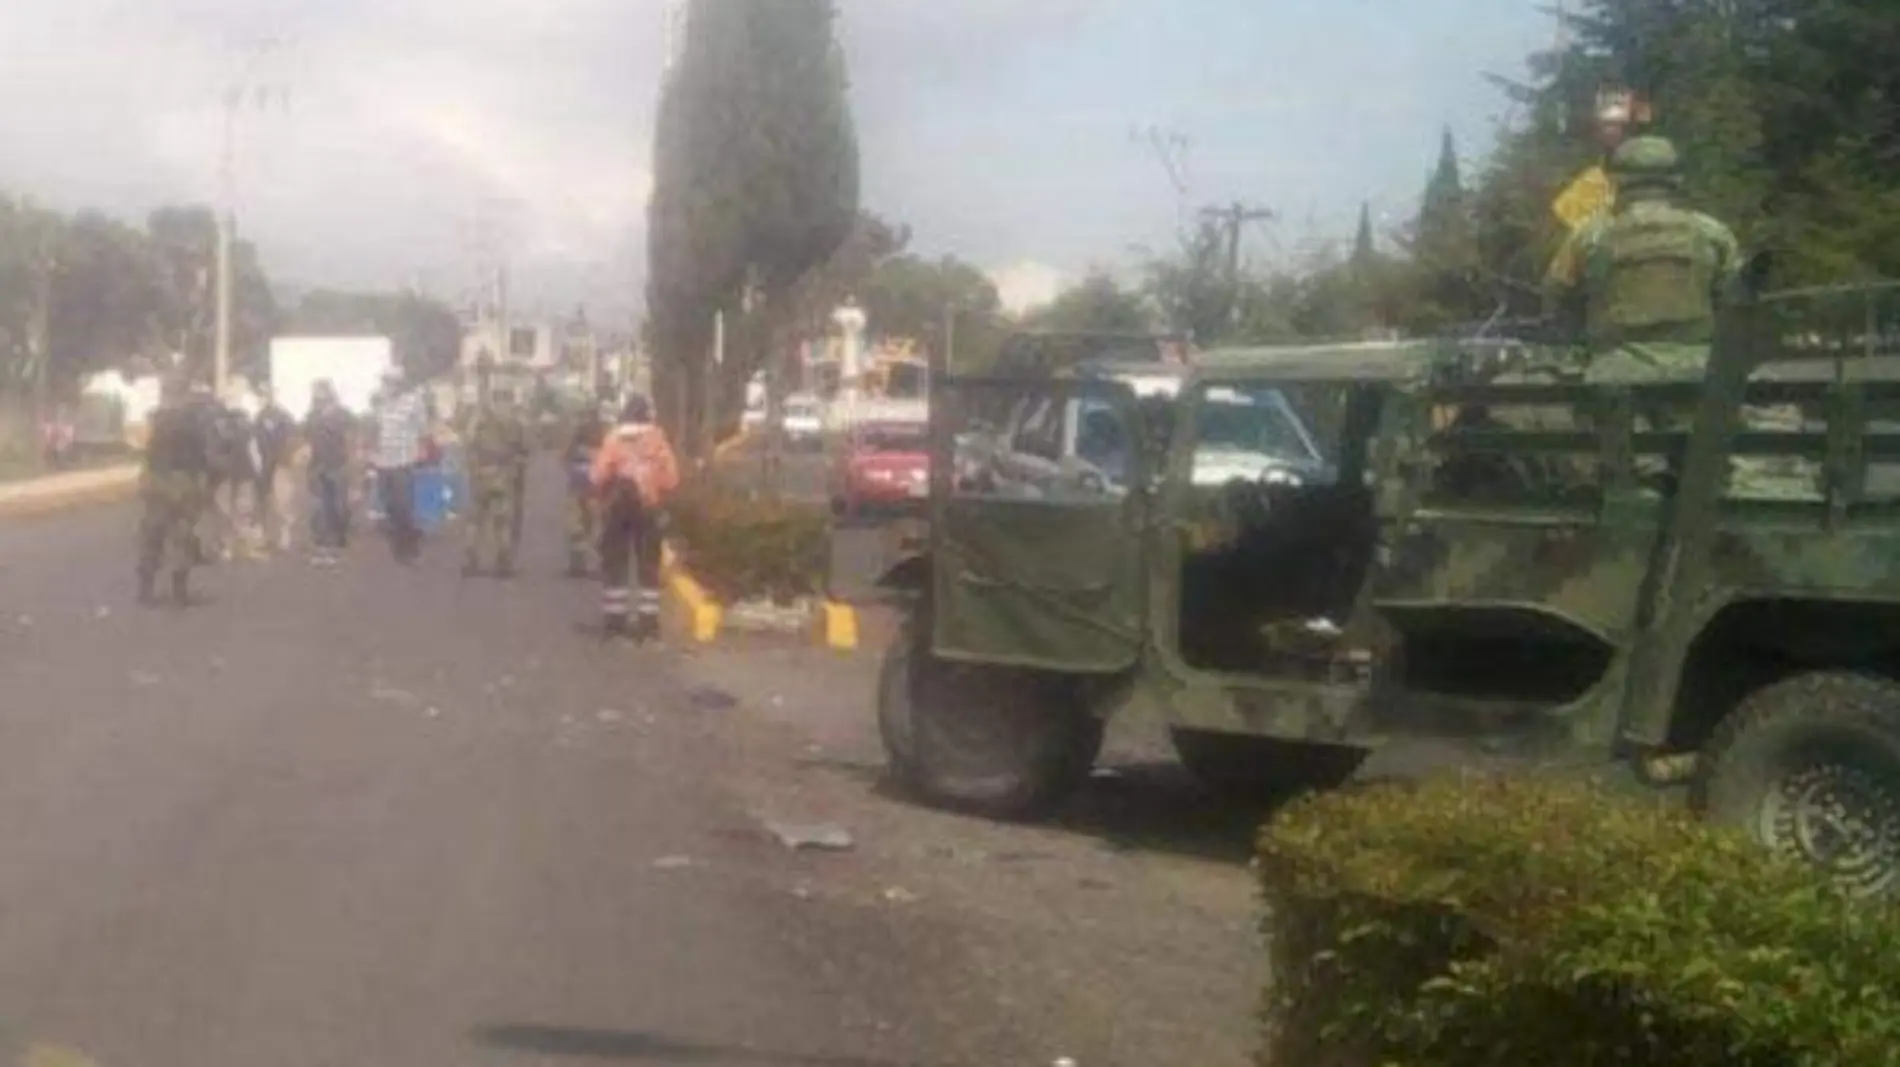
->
[858, 282, 1900, 895]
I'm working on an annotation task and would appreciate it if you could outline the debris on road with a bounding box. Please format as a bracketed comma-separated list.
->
[15, 615, 32, 628]
[371, 685, 420, 707]
[595, 709, 624, 725]
[652, 855, 695, 870]
[724, 598, 814, 635]
[881, 886, 919, 904]
[763, 820, 855, 852]
[93, 605, 111, 620]
[686, 685, 738, 711]
[129, 670, 161, 687]
[425, 706, 442, 718]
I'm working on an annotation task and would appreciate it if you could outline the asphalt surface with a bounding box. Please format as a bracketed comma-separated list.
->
[0, 462, 1037, 1067]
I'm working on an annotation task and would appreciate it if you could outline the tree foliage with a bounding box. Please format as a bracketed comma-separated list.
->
[1026, 3, 1900, 348]
[285, 289, 463, 380]
[1020, 272, 1153, 335]
[0, 198, 280, 400]
[644, 0, 860, 454]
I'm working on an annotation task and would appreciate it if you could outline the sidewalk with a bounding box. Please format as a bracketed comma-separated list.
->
[0, 464, 140, 519]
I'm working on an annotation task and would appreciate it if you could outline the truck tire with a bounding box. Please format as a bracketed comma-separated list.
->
[1170, 729, 1368, 802]
[1697, 671, 1900, 898]
[877, 614, 1104, 820]
[875, 619, 924, 782]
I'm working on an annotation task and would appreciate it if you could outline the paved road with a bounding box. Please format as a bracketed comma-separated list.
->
[0, 461, 1036, 1067]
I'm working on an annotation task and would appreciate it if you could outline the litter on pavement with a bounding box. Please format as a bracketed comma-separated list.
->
[762, 820, 855, 852]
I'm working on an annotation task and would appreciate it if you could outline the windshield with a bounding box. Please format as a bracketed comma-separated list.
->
[1193, 385, 1320, 464]
[857, 423, 926, 453]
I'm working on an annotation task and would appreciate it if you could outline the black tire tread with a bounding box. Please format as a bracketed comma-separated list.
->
[1696, 670, 1900, 900]
[877, 611, 1103, 821]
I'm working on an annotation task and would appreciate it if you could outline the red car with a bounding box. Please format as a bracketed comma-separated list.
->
[830, 419, 929, 519]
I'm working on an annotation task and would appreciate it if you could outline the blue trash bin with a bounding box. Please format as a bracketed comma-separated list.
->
[412, 466, 449, 533]
[439, 448, 467, 517]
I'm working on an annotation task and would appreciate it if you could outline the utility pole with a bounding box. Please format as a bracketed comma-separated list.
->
[1198, 201, 1276, 329]
[215, 34, 289, 397]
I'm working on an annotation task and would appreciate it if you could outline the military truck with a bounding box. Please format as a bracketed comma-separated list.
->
[856, 281, 1900, 896]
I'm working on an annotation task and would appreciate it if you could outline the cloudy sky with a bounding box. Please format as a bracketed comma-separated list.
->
[0, 0, 1553, 325]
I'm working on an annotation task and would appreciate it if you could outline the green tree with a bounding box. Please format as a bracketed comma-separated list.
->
[1140, 219, 1232, 344]
[861, 254, 999, 341]
[1403, 127, 1487, 333]
[646, 0, 753, 452]
[47, 212, 171, 389]
[145, 205, 276, 378]
[285, 289, 462, 380]
[644, 0, 860, 462]
[1022, 272, 1152, 334]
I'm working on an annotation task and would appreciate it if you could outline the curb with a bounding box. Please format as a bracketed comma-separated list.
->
[0, 466, 141, 520]
[711, 428, 751, 462]
[658, 541, 858, 651]
[820, 601, 859, 651]
[660, 543, 723, 643]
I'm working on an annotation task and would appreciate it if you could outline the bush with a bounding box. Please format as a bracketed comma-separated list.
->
[665, 478, 828, 605]
[1256, 774, 1900, 1067]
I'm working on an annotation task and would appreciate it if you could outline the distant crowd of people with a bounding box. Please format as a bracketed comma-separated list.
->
[135, 363, 679, 643]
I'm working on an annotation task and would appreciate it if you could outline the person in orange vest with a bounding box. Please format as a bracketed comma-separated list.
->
[589, 394, 680, 641]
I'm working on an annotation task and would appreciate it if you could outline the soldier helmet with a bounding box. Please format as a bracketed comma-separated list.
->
[1607, 135, 1682, 189]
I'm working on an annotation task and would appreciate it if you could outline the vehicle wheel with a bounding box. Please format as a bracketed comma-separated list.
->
[877, 614, 1103, 819]
[876, 618, 924, 781]
[1170, 729, 1368, 802]
[1697, 671, 1900, 897]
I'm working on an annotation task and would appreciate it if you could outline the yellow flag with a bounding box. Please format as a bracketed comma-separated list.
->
[1552, 165, 1613, 231]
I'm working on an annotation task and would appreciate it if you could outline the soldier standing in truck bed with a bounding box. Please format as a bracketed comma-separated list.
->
[1544, 135, 1811, 498]
[137, 374, 211, 607]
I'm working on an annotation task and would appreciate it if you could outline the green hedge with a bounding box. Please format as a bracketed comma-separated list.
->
[1257, 775, 1900, 1067]
[665, 478, 828, 605]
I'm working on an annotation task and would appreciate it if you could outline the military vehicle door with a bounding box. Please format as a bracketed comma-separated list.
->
[928, 375, 1146, 671]
[1149, 361, 1386, 739]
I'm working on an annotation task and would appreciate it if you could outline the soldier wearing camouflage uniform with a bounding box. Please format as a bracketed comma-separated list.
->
[562, 399, 612, 577]
[137, 374, 211, 606]
[461, 385, 530, 578]
[1542, 135, 1809, 497]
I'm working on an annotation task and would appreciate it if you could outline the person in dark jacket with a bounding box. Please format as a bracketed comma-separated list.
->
[253, 386, 297, 553]
[137, 374, 212, 606]
[304, 380, 356, 565]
